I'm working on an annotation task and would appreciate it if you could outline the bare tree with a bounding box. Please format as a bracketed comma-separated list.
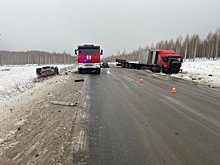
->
[191, 34, 200, 61]
[183, 34, 190, 60]
[175, 35, 183, 54]
[214, 28, 220, 59]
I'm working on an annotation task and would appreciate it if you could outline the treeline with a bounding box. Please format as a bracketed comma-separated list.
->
[0, 50, 75, 65]
[105, 28, 220, 62]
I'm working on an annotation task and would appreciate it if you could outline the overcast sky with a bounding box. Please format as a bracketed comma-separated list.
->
[0, 0, 219, 57]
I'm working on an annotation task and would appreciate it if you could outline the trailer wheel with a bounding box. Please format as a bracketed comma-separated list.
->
[125, 63, 129, 68]
[122, 63, 125, 68]
[129, 64, 133, 69]
[137, 65, 142, 70]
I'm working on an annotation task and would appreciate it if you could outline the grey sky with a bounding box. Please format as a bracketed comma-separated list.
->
[0, 0, 219, 57]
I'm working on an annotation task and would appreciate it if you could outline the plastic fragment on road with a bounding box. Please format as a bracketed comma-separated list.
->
[75, 79, 84, 82]
[51, 101, 78, 106]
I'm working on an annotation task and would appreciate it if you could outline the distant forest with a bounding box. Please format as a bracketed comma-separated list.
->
[0, 50, 75, 65]
[105, 28, 220, 62]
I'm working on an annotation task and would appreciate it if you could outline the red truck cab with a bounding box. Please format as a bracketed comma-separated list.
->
[157, 50, 182, 73]
[75, 44, 103, 74]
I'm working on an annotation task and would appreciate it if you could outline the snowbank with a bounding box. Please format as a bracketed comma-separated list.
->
[0, 64, 76, 102]
[172, 58, 220, 86]
[1, 58, 219, 102]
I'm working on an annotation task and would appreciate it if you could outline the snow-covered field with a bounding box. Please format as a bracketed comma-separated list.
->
[0, 64, 76, 102]
[172, 58, 220, 87]
[0, 59, 219, 102]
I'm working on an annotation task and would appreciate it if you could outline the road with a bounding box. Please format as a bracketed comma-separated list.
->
[0, 65, 220, 165]
[86, 65, 220, 165]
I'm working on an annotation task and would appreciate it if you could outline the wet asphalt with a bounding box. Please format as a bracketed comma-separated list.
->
[86, 65, 220, 165]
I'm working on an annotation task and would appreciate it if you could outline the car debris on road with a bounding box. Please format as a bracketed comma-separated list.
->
[75, 79, 84, 82]
[51, 101, 78, 106]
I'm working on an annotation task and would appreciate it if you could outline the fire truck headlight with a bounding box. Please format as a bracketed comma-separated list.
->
[95, 64, 100, 67]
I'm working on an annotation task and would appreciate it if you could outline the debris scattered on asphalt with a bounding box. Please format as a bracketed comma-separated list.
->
[75, 79, 84, 82]
[208, 85, 214, 88]
[35, 154, 39, 157]
[208, 74, 213, 76]
[51, 101, 78, 106]
[17, 126, 21, 131]
[192, 78, 197, 80]
[175, 132, 179, 135]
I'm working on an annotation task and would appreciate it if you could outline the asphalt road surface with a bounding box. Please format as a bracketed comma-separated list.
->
[86, 65, 220, 165]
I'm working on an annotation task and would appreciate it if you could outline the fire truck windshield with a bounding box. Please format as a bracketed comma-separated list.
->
[78, 47, 99, 54]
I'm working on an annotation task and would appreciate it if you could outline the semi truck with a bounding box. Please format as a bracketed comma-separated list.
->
[75, 44, 103, 74]
[116, 49, 182, 74]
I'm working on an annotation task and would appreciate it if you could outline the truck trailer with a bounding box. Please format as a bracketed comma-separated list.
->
[75, 44, 103, 74]
[116, 49, 182, 74]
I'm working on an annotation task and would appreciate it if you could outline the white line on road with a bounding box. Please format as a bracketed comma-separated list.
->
[161, 95, 220, 128]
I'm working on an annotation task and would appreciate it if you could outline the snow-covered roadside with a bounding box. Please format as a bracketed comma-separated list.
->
[1, 58, 219, 103]
[171, 58, 220, 87]
[0, 64, 77, 102]
[111, 58, 220, 87]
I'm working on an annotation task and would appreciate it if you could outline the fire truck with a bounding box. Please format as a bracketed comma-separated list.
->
[75, 44, 103, 74]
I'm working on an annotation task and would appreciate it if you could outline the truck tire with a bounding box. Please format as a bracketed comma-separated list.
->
[96, 69, 101, 74]
[129, 64, 133, 69]
[78, 69, 82, 74]
[167, 69, 171, 74]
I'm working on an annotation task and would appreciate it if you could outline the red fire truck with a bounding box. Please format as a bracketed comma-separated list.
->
[75, 44, 103, 74]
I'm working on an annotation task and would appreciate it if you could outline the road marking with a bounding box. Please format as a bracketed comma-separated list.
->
[161, 95, 220, 128]
[121, 75, 139, 86]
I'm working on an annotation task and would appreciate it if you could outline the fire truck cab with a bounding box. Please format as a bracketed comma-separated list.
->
[75, 44, 103, 74]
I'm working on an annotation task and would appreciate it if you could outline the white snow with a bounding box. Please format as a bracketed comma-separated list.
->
[0, 59, 219, 102]
[171, 58, 220, 87]
[0, 64, 76, 102]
